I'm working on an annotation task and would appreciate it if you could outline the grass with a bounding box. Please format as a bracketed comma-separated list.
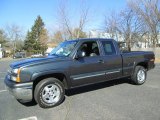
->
[155, 58, 160, 63]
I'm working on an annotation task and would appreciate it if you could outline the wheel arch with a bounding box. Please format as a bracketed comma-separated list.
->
[32, 72, 70, 95]
[136, 61, 148, 70]
[131, 61, 148, 76]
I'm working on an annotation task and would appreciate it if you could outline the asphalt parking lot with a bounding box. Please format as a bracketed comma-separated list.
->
[0, 58, 160, 120]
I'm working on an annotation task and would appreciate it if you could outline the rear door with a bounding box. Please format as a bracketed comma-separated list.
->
[100, 40, 123, 80]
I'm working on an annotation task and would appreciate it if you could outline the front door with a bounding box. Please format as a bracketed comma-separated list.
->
[70, 40, 106, 87]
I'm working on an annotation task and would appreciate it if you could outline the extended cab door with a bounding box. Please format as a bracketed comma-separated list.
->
[69, 40, 107, 87]
[100, 40, 123, 80]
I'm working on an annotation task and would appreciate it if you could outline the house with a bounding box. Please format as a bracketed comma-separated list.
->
[89, 30, 160, 48]
[89, 30, 124, 42]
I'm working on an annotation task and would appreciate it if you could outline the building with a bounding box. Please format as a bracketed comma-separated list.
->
[89, 30, 124, 42]
[89, 30, 160, 48]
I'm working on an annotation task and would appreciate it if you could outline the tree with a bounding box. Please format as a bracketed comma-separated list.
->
[57, 0, 89, 40]
[24, 16, 48, 54]
[76, 1, 89, 38]
[24, 31, 34, 52]
[58, 1, 73, 39]
[5, 24, 24, 53]
[104, 8, 144, 51]
[128, 0, 160, 47]
[118, 9, 142, 51]
[104, 12, 120, 40]
[39, 28, 48, 53]
[73, 28, 87, 38]
[0, 29, 7, 47]
[15, 40, 24, 52]
[52, 31, 63, 43]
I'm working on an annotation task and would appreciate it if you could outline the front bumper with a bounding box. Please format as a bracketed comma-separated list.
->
[4, 75, 33, 102]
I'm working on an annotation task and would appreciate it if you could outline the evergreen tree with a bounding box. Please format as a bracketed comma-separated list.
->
[24, 31, 34, 52]
[24, 16, 48, 54]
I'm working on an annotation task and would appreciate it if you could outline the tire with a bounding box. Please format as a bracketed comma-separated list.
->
[131, 66, 147, 85]
[34, 78, 65, 108]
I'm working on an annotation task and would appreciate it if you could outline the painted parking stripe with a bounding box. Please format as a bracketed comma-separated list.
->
[0, 90, 7, 93]
[0, 72, 6, 74]
[18, 116, 37, 120]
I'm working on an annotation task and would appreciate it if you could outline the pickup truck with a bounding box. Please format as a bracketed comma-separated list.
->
[4, 38, 155, 108]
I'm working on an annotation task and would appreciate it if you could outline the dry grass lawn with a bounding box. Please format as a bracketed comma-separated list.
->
[155, 58, 160, 63]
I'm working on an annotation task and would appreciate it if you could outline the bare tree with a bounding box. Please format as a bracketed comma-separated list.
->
[52, 31, 63, 43]
[5, 24, 24, 54]
[76, 2, 89, 38]
[58, 0, 73, 39]
[56, 0, 89, 40]
[104, 8, 144, 50]
[128, 0, 160, 47]
[118, 8, 143, 50]
[104, 11, 120, 40]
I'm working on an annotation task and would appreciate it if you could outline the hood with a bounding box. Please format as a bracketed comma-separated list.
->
[10, 56, 67, 68]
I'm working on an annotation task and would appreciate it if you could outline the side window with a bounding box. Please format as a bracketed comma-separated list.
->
[102, 41, 116, 55]
[78, 41, 100, 57]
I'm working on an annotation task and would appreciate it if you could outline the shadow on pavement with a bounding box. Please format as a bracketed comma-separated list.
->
[18, 95, 66, 107]
[17, 100, 37, 107]
[66, 78, 131, 96]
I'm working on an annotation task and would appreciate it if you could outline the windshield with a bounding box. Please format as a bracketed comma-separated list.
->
[50, 41, 77, 57]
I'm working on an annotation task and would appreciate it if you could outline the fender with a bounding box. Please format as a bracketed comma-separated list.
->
[132, 58, 149, 76]
[31, 69, 72, 89]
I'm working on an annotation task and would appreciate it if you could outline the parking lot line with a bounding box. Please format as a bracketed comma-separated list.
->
[0, 72, 6, 74]
[18, 116, 37, 120]
[0, 90, 7, 93]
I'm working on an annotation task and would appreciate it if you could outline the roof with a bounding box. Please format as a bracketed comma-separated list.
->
[66, 38, 114, 42]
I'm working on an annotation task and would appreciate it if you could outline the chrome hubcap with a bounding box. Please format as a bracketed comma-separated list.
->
[137, 70, 145, 82]
[42, 84, 60, 104]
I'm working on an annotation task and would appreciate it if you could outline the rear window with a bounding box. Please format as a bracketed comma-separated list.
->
[101, 41, 116, 55]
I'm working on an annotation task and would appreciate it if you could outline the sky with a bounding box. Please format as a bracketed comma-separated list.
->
[0, 0, 127, 33]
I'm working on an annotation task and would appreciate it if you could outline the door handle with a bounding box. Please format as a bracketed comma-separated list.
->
[98, 60, 104, 63]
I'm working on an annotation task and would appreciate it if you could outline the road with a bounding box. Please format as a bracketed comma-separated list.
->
[0, 58, 160, 120]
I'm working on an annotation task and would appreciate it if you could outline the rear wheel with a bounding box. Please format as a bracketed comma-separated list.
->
[131, 66, 147, 85]
[34, 78, 65, 108]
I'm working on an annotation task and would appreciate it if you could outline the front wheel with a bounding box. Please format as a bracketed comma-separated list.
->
[131, 66, 147, 85]
[34, 78, 65, 108]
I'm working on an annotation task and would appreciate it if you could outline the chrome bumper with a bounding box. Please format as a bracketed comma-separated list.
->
[4, 76, 33, 102]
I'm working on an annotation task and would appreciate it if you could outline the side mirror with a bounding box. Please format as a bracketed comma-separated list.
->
[75, 51, 86, 59]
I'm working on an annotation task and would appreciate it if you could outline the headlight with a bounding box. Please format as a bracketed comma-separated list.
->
[9, 68, 21, 82]
[12, 68, 19, 74]
[10, 76, 17, 81]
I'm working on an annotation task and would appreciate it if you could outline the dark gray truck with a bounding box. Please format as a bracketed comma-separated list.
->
[5, 38, 155, 108]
